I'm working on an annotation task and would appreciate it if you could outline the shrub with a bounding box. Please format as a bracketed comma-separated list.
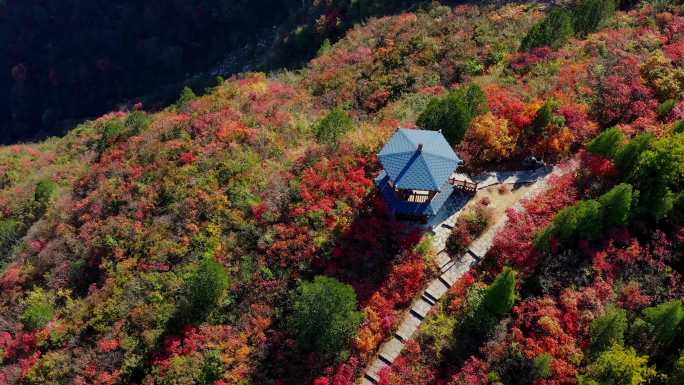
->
[641, 300, 684, 348]
[673, 352, 684, 385]
[96, 119, 126, 156]
[578, 345, 656, 385]
[519, 9, 574, 51]
[533, 353, 553, 379]
[587, 127, 624, 158]
[317, 38, 332, 57]
[531, 99, 564, 135]
[125, 111, 152, 136]
[176, 86, 197, 109]
[589, 305, 628, 353]
[181, 257, 230, 323]
[314, 108, 354, 146]
[417, 85, 488, 146]
[572, 0, 617, 37]
[289, 276, 363, 356]
[34, 179, 57, 204]
[446, 205, 491, 256]
[658, 99, 677, 119]
[419, 310, 457, 359]
[0, 219, 22, 258]
[674, 119, 684, 134]
[483, 267, 517, 317]
[20, 288, 55, 330]
[598, 184, 633, 228]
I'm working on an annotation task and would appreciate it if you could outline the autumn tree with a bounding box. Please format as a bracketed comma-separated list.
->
[418, 85, 488, 146]
[20, 288, 55, 330]
[578, 345, 656, 385]
[589, 305, 628, 354]
[460, 112, 516, 164]
[289, 276, 363, 357]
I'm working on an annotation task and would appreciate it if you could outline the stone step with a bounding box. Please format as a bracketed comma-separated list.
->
[395, 313, 422, 342]
[422, 291, 438, 305]
[412, 298, 433, 319]
[440, 258, 456, 273]
[366, 359, 387, 382]
[425, 279, 450, 301]
[379, 337, 405, 362]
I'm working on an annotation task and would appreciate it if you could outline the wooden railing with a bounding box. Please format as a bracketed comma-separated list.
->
[449, 177, 478, 193]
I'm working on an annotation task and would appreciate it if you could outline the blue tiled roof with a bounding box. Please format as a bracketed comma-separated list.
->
[378, 128, 461, 191]
[375, 172, 454, 216]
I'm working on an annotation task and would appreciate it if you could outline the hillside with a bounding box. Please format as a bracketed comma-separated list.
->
[1, 1, 683, 385]
[0, 0, 423, 144]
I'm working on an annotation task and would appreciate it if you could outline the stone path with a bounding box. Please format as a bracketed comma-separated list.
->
[452, 166, 551, 190]
[358, 164, 570, 385]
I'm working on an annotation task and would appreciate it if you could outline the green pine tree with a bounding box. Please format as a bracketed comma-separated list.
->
[589, 305, 628, 353]
[587, 127, 625, 158]
[483, 267, 517, 317]
[289, 276, 363, 357]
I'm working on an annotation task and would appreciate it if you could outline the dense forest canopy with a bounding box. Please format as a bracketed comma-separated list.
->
[0, 0, 300, 143]
[0, 0, 425, 144]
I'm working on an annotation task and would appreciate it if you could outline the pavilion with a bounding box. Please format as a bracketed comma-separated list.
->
[375, 128, 463, 221]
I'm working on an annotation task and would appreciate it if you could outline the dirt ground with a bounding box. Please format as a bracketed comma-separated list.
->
[464, 183, 532, 226]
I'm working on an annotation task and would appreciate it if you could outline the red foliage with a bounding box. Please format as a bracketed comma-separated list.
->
[179, 151, 196, 165]
[500, 280, 612, 385]
[383, 258, 426, 306]
[590, 229, 672, 281]
[508, 47, 554, 73]
[297, 154, 372, 229]
[578, 149, 617, 179]
[96, 338, 120, 353]
[0, 331, 37, 362]
[447, 356, 490, 385]
[312, 357, 358, 385]
[618, 281, 652, 311]
[488, 172, 579, 275]
[664, 37, 684, 63]
[447, 271, 477, 314]
[483, 85, 531, 130]
[558, 103, 599, 144]
[594, 57, 658, 127]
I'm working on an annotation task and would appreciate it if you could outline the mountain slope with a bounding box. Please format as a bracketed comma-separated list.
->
[1, 2, 683, 385]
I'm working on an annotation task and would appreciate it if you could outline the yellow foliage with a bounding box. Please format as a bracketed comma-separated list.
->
[463, 112, 517, 163]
